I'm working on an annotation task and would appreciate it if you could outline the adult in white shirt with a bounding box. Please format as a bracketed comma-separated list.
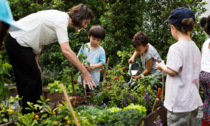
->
[4, 4, 96, 114]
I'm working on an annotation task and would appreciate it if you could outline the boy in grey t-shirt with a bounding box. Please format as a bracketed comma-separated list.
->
[128, 31, 162, 80]
[78, 25, 106, 92]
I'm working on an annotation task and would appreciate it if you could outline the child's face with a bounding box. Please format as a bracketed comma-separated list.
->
[134, 44, 149, 55]
[89, 36, 102, 48]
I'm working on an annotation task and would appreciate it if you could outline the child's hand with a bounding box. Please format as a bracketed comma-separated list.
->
[87, 64, 95, 71]
[128, 57, 135, 63]
[83, 64, 88, 69]
[156, 60, 166, 71]
[132, 75, 140, 80]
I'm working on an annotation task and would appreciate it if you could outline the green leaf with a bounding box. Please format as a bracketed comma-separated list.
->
[40, 95, 44, 101]
[2, 63, 12, 68]
[0, 68, 3, 74]
[0, 80, 4, 94]
[3, 118, 8, 122]
[41, 113, 48, 119]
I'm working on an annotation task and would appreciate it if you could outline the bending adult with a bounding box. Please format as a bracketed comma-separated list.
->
[5, 4, 96, 114]
[0, 0, 25, 47]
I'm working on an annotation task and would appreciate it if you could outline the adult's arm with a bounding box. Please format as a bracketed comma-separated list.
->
[35, 45, 44, 72]
[60, 42, 96, 90]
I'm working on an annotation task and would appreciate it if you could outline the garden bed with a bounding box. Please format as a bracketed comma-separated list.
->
[135, 106, 167, 126]
[4, 83, 168, 126]
[3, 89, 168, 126]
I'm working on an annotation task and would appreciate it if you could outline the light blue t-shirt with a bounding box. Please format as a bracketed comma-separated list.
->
[77, 43, 106, 86]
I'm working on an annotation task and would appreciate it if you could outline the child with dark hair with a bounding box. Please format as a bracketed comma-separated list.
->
[199, 15, 210, 126]
[78, 25, 106, 92]
[156, 7, 203, 126]
[128, 31, 162, 80]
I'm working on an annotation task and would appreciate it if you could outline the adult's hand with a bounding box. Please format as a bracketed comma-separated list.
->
[35, 53, 42, 73]
[82, 71, 96, 90]
[37, 64, 42, 73]
[60, 42, 96, 89]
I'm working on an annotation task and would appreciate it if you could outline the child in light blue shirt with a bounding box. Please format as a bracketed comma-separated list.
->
[78, 25, 106, 92]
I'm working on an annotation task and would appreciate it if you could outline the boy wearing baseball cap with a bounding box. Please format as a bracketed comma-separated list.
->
[156, 7, 203, 126]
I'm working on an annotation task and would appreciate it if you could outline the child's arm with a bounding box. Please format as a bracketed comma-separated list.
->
[128, 51, 140, 63]
[87, 50, 106, 71]
[87, 63, 104, 71]
[156, 60, 177, 76]
[132, 58, 153, 79]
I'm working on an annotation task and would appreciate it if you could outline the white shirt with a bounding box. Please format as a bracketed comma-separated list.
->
[201, 38, 210, 73]
[165, 40, 203, 113]
[9, 10, 69, 54]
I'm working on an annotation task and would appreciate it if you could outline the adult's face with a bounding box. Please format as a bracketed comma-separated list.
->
[81, 18, 91, 28]
[74, 19, 91, 31]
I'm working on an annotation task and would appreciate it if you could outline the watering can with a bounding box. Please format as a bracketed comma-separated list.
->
[123, 61, 142, 88]
[128, 61, 142, 76]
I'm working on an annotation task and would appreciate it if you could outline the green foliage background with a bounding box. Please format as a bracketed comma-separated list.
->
[4, 0, 207, 83]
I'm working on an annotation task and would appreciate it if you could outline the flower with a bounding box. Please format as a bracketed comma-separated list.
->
[144, 93, 150, 101]
[154, 119, 163, 126]
[96, 93, 101, 97]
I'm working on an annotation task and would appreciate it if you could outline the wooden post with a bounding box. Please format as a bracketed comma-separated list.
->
[161, 71, 164, 101]
[71, 73, 75, 96]
[152, 88, 161, 111]
[103, 58, 109, 84]
[60, 84, 79, 126]
[83, 80, 87, 99]
[81, 76, 87, 99]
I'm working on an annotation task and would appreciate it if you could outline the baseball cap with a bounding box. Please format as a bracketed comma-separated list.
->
[0, 0, 25, 31]
[166, 7, 195, 27]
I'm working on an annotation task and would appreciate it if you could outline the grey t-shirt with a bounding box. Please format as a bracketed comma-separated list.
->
[77, 43, 106, 86]
[140, 43, 162, 76]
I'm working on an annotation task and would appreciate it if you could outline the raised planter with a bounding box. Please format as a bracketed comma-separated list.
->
[42, 91, 64, 103]
[135, 106, 167, 126]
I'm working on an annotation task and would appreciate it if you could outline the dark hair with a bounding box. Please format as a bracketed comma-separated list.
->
[0, 21, 9, 48]
[173, 18, 194, 34]
[88, 25, 105, 40]
[132, 31, 148, 48]
[200, 15, 210, 35]
[67, 4, 94, 28]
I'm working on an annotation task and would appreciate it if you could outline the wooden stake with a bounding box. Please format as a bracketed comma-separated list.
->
[83, 79, 87, 99]
[71, 73, 75, 96]
[81, 76, 87, 99]
[161, 71, 164, 101]
[60, 84, 79, 126]
[103, 58, 109, 84]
